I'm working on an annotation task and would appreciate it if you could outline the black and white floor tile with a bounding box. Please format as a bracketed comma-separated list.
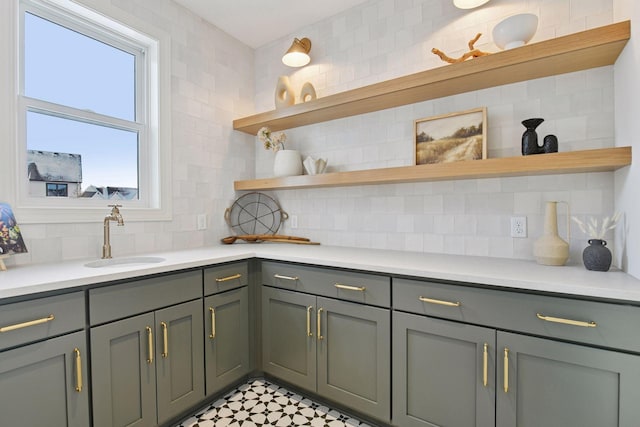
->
[176, 379, 373, 427]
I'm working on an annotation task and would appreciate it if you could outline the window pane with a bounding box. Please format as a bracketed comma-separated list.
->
[24, 12, 136, 121]
[26, 111, 139, 200]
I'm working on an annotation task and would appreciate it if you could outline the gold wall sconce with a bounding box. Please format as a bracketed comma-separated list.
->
[282, 37, 312, 67]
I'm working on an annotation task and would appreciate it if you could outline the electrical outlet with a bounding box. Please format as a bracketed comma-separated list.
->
[510, 216, 527, 238]
[197, 214, 207, 230]
[290, 215, 298, 229]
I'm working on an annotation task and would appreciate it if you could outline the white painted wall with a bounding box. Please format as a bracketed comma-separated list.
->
[613, 0, 640, 278]
[3, 0, 636, 278]
[1, 0, 256, 266]
[252, 0, 629, 269]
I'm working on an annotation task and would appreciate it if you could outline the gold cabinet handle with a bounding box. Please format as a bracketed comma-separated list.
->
[215, 273, 241, 283]
[209, 307, 216, 340]
[0, 314, 55, 333]
[274, 273, 299, 281]
[536, 313, 597, 328]
[483, 343, 488, 387]
[418, 296, 461, 307]
[317, 308, 324, 341]
[74, 348, 83, 392]
[161, 322, 168, 358]
[145, 326, 153, 364]
[306, 306, 313, 337]
[334, 283, 366, 292]
[503, 348, 509, 393]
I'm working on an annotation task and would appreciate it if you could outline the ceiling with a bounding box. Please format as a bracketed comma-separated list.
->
[173, 0, 371, 49]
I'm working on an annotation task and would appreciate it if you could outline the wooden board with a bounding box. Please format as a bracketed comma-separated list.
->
[234, 147, 632, 191]
[233, 21, 630, 135]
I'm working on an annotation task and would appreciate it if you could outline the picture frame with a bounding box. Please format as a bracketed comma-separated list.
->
[0, 202, 28, 256]
[414, 107, 487, 165]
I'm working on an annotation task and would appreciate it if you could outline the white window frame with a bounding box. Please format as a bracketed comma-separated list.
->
[0, 0, 171, 223]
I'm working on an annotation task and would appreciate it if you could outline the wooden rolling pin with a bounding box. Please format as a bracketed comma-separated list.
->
[221, 234, 313, 244]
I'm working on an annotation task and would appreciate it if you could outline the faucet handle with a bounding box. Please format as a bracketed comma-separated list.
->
[108, 204, 122, 208]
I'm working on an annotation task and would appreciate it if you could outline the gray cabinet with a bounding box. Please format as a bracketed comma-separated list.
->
[204, 286, 250, 395]
[393, 276, 640, 427]
[0, 291, 88, 427]
[262, 286, 316, 391]
[0, 330, 89, 426]
[496, 331, 640, 427]
[393, 311, 496, 427]
[91, 312, 157, 427]
[262, 282, 391, 422]
[91, 299, 204, 427]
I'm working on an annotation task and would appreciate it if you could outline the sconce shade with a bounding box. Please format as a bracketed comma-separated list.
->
[453, 0, 490, 9]
[282, 37, 312, 67]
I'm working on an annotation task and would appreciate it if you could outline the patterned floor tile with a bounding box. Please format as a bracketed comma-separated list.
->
[176, 379, 372, 427]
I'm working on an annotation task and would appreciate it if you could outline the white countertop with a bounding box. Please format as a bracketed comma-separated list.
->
[1, 244, 640, 303]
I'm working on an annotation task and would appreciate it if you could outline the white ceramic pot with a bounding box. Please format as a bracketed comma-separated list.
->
[492, 13, 538, 50]
[273, 150, 302, 177]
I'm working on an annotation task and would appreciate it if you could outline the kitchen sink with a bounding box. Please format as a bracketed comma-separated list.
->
[84, 256, 165, 268]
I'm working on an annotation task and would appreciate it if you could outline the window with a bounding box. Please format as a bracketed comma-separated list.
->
[9, 0, 171, 223]
[46, 183, 68, 197]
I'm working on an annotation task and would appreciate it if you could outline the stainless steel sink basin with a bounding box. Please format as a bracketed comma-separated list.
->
[84, 256, 165, 268]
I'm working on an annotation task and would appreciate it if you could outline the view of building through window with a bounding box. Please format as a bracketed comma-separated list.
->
[23, 9, 141, 199]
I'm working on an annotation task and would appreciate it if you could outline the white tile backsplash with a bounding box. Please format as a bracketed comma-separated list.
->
[6, 0, 624, 268]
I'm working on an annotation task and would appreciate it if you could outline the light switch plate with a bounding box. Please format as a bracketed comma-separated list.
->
[197, 214, 207, 230]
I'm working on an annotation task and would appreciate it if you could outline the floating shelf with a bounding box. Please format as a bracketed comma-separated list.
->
[234, 147, 632, 191]
[233, 21, 630, 135]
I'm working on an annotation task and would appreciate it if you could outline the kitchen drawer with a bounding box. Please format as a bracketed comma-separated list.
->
[0, 292, 85, 351]
[204, 262, 248, 296]
[90, 270, 201, 325]
[393, 277, 640, 353]
[262, 261, 390, 307]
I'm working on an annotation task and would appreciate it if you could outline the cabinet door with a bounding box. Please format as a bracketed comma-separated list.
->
[497, 331, 640, 427]
[392, 311, 495, 427]
[317, 297, 391, 422]
[262, 286, 317, 391]
[205, 286, 250, 396]
[155, 300, 205, 425]
[91, 312, 157, 427]
[0, 331, 89, 427]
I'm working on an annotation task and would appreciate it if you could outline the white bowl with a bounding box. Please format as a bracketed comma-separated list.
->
[492, 13, 538, 50]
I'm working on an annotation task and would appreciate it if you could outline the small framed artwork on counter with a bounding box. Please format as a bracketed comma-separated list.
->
[414, 107, 487, 165]
[0, 202, 28, 271]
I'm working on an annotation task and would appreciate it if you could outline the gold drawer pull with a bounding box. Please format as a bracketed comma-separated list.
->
[274, 273, 298, 281]
[215, 273, 242, 283]
[334, 283, 366, 292]
[161, 322, 168, 358]
[503, 347, 509, 393]
[536, 313, 597, 328]
[418, 296, 461, 307]
[74, 348, 83, 392]
[146, 326, 153, 364]
[483, 343, 488, 387]
[317, 308, 324, 341]
[209, 307, 216, 340]
[0, 314, 55, 333]
[306, 306, 313, 337]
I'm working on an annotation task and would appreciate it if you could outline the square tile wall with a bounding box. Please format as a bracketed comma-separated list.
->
[253, 0, 620, 263]
[13, 0, 256, 265]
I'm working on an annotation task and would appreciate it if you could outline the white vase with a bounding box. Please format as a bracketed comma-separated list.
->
[273, 150, 302, 177]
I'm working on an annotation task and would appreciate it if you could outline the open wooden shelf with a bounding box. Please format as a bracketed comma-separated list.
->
[234, 147, 632, 191]
[233, 21, 630, 135]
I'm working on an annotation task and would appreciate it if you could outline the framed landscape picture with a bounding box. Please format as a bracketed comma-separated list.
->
[415, 107, 487, 165]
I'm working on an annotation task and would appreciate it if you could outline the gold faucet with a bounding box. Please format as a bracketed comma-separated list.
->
[102, 204, 124, 259]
